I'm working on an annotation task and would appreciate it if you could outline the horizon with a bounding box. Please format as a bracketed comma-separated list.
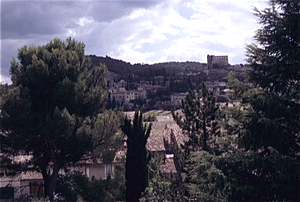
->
[1, 0, 268, 84]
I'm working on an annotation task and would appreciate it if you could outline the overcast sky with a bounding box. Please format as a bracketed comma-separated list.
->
[1, 0, 268, 84]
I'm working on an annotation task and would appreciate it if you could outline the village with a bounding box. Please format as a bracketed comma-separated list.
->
[106, 54, 248, 111]
[0, 54, 242, 200]
[2, 0, 299, 200]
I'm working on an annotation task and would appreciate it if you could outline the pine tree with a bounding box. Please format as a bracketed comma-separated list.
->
[246, 0, 300, 99]
[121, 110, 151, 202]
[173, 83, 219, 153]
[221, 0, 300, 200]
[244, 0, 300, 160]
[0, 38, 122, 199]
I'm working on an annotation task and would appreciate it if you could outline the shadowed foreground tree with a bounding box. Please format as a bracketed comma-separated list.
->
[121, 110, 151, 202]
[173, 83, 219, 153]
[0, 38, 120, 199]
[140, 157, 186, 202]
[219, 0, 300, 200]
[56, 163, 126, 202]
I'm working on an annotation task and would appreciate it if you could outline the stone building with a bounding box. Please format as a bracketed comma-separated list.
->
[170, 93, 188, 108]
[207, 54, 228, 68]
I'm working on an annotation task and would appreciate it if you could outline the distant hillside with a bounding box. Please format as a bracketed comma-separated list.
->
[88, 55, 133, 77]
[88, 55, 207, 78]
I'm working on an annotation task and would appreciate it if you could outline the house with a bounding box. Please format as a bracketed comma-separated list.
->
[145, 111, 187, 176]
[124, 110, 186, 175]
[0, 152, 125, 200]
[0, 155, 45, 200]
[1, 111, 186, 200]
[0, 170, 43, 200]
[170, 93, 188, 108]
[222, 88, 235, 96]
[108, 81, 147, 106]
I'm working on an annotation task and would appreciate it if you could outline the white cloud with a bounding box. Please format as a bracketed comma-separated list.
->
[77, 17, 94, 26]
[0, 74, 12, 85]
[1, 0, 269, 79]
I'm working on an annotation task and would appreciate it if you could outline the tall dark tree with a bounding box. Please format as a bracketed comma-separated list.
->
[220, 0, 300, 200]
[245, 0, 300, 164]
[173, 83, 219, 153]
[121, 110, 151, 202]
[0, 38, 120, 199]
[246, 0, 300, 99]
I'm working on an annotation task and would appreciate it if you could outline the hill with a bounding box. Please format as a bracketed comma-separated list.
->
[88, 55, 207, 79]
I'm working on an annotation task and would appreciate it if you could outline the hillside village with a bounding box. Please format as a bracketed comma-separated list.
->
[0, 54, 242, 200]
[0, 54, 250, 200]
[100, 54, 249, 110]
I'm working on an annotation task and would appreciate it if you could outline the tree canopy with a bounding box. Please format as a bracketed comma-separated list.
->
[224, 0, 300, 200]
[0, 38, 122, 199]
[246, 0, 300, 99]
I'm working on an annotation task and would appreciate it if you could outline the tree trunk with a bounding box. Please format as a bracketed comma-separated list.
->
[43, 164, 60, 200]
[41, 150, 60, 200]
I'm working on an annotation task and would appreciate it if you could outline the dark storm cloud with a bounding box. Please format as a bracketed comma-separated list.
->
[1, 0, 163, 82]
[1, 1, 161, 40]
[2, 1, 67, 39]
[88, 1, 160, 22]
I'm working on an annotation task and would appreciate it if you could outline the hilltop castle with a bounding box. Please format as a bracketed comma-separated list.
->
[207, 54, 228, 68]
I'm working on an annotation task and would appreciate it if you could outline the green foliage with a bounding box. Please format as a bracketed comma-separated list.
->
[59, 164, 125, 202]
[0, 38, 122, 199]
[185, 151, 227, 202]
[225, 71, 250, 101]
[215, 1, 300, 200]
[13, 196, 50, 202]
[89, 55, 207, 82]
[91, 108, 125, 164]
[173, 83, 219, 153]
[140, 157, 186, 202]
[179, 1, 300, 200]
[246, 0, 300, 99]
[143, 112, 157, 122]
[163, 137, 185, 172]
[220, 82, 300, 201]
[0, 83, 9, 99]
[121, 109, 151, 202]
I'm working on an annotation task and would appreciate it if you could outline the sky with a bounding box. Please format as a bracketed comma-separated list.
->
[1, 0, 268, 84]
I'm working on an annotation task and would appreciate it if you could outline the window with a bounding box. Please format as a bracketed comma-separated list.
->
[0, 187, 14, 200]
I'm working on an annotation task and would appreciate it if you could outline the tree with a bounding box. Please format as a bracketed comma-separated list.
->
[121, 110, 151, 202]
[0, 38, 120, 199]
[63, 163, 125, 202]
[140, 157, 186, 202]
[219, 0, 300, 200]
[246, 0, 300, 99]
[173, 83, 219, 153]
[185, 151, 227, 202]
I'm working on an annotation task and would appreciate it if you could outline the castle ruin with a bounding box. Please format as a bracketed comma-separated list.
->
[207, 54, 228, 68]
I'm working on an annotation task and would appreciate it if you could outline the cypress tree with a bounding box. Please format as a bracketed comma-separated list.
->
[121, 110, 151, 202]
